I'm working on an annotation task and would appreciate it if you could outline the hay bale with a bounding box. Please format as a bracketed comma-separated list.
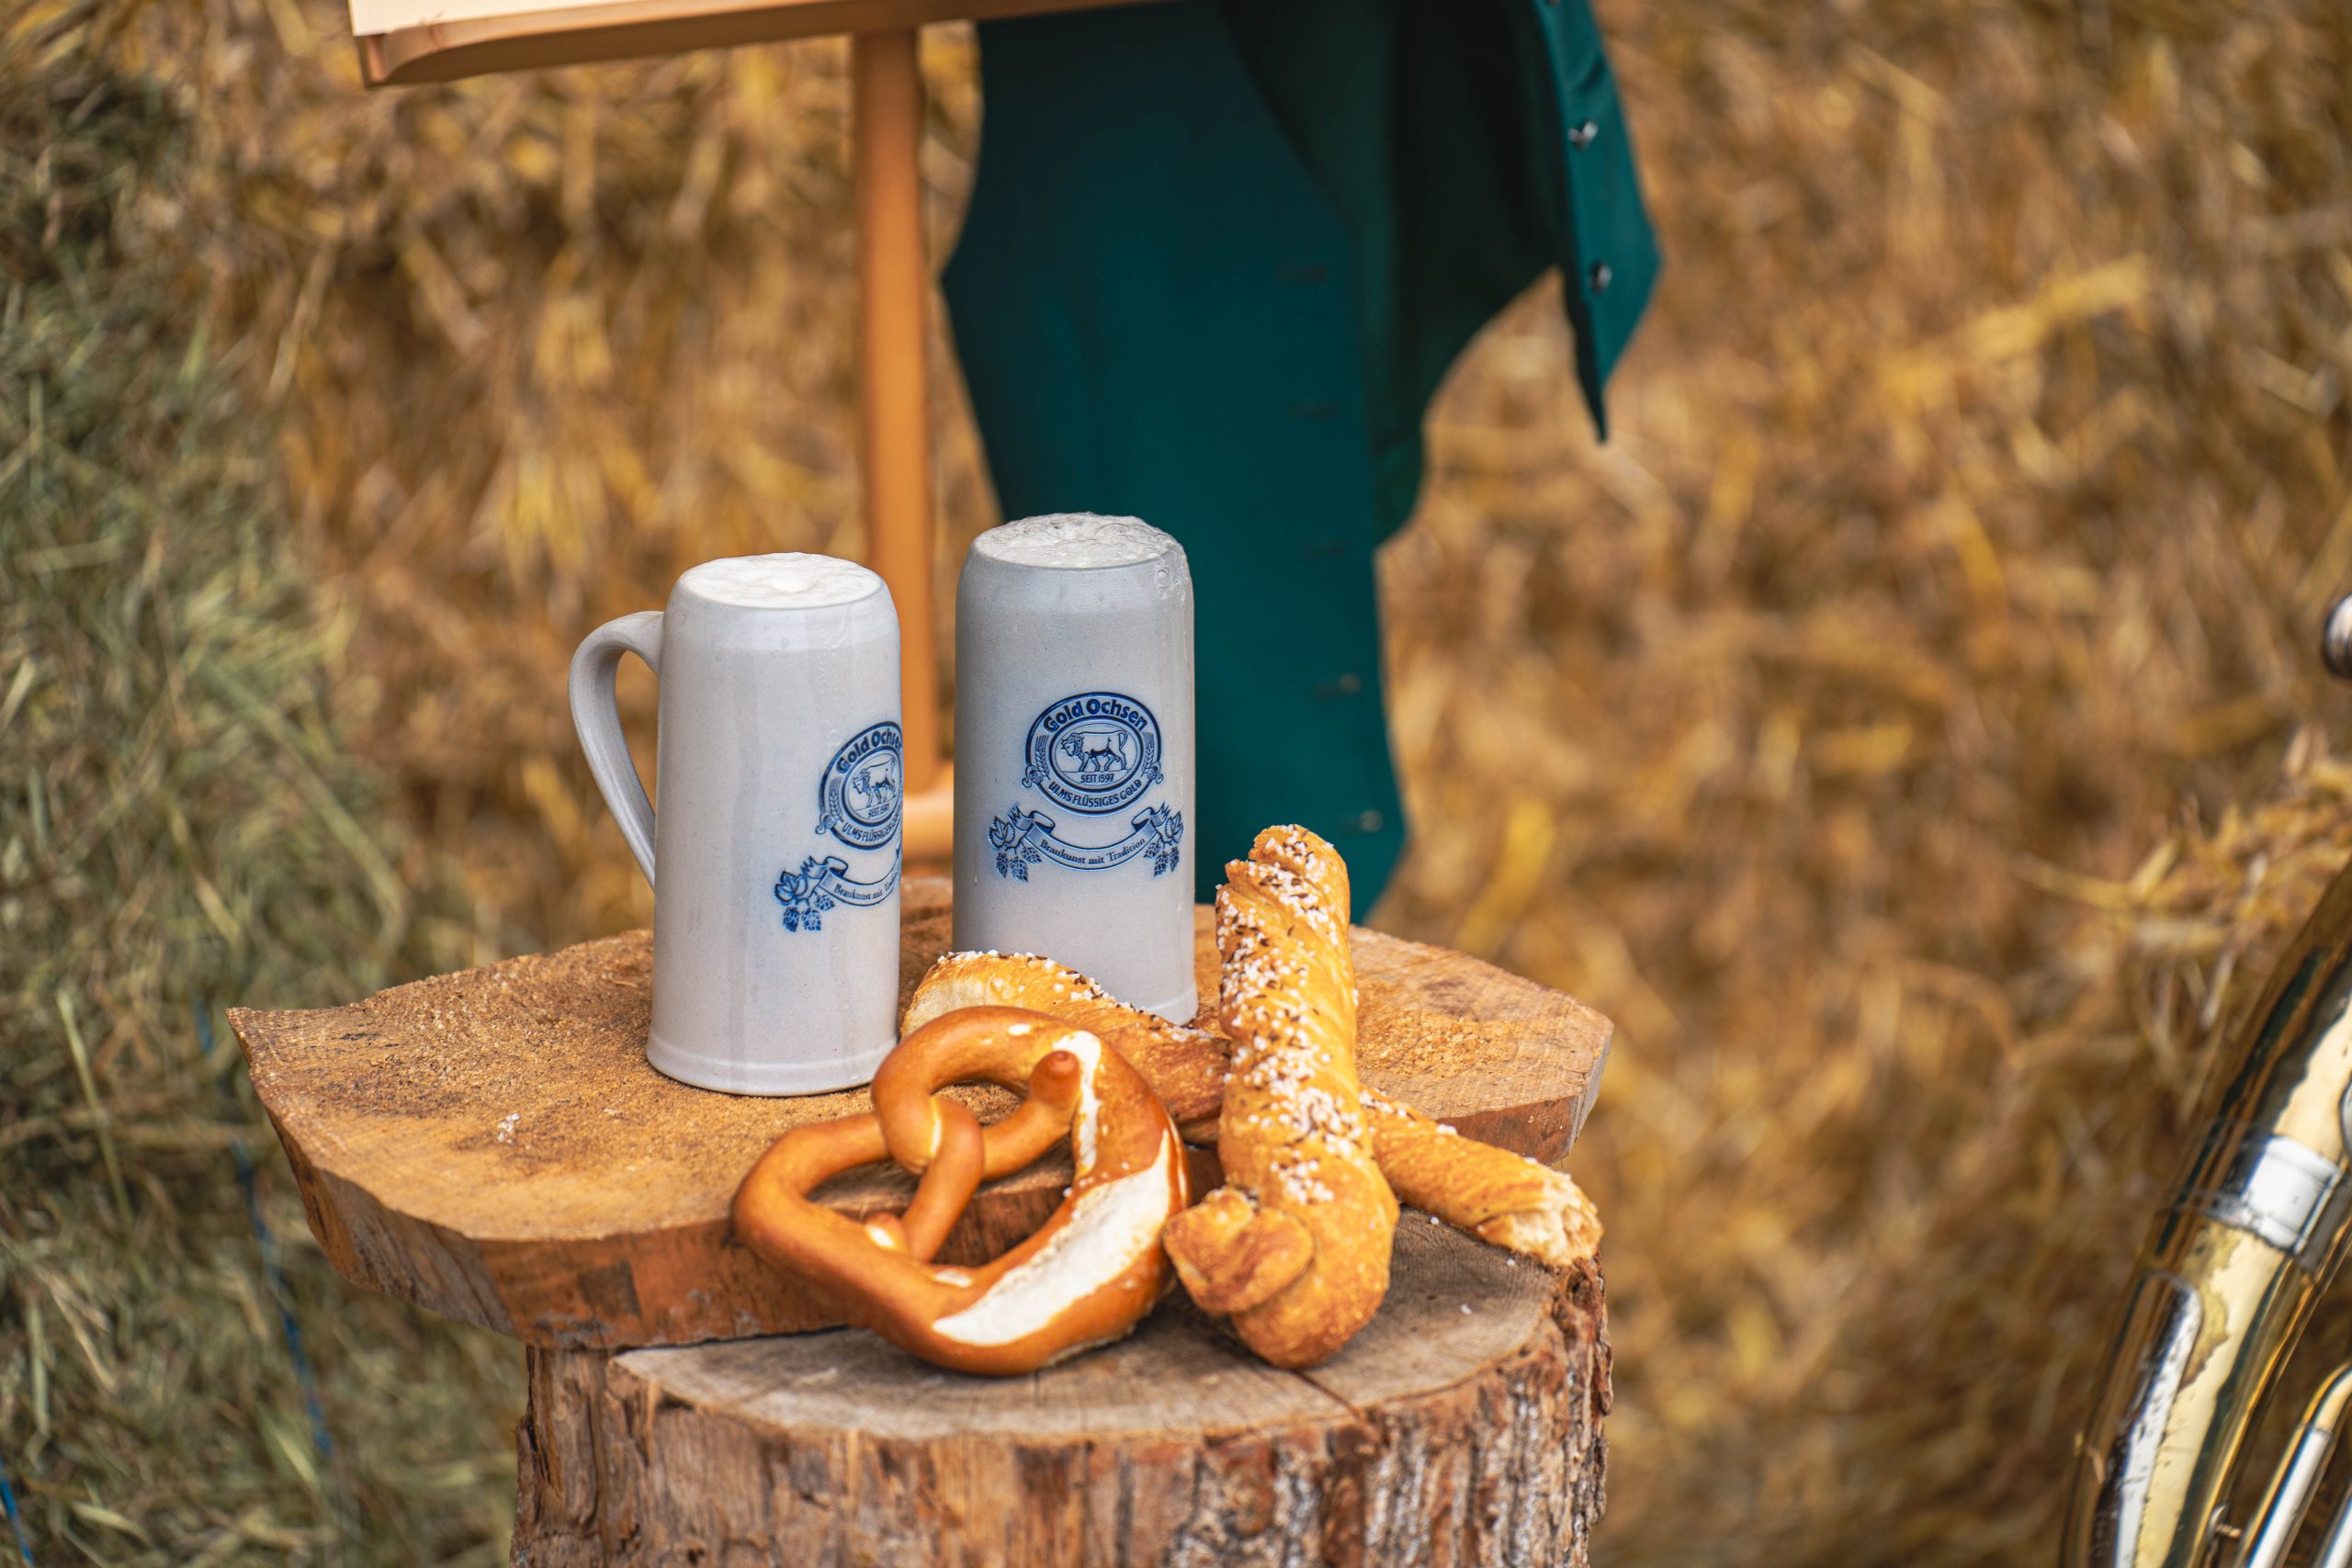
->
[37, 0, 997, 948]
[1380, 5, 2352, 1560]
[0, 59, 517, 1564]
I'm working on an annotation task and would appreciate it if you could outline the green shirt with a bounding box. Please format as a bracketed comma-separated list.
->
[944, 0, 1658, 912]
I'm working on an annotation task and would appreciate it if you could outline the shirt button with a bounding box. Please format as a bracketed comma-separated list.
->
[1568, 120, 1600, 150]
[1589, 262, 1613, 294]
[1353, 809, 1385, 835]
[1314, 672, 1365, 701]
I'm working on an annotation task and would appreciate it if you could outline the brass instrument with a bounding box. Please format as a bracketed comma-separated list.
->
[2062, 597, 2352, 1567]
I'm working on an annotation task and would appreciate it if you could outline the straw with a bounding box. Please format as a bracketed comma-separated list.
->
[6, 1, 2348, 1562]
[0, 51, 518, 1563]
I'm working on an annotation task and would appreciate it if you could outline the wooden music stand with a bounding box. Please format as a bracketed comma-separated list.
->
[352, 0, 1157, 858]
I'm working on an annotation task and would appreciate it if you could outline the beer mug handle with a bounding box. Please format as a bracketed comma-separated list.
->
[568, 611, 665, 886]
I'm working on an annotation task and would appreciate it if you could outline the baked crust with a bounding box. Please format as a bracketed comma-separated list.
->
[1157, 826, 1396, 1367]
[901, 951, 1229, 1142]
[905, 927, 1603, 1276]
[1360, 1088, 1601, 1269]
[732, 1008, 1187, 1376]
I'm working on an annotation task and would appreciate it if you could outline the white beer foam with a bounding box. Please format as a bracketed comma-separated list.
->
[679, 553, 881, 609]
[974, 513, 1173, 570]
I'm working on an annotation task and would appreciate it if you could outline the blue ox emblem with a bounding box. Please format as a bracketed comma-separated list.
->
[847, 757, 900, 815]
[783, 719, 903, 931]
[999, 692, 1177, 877]
[1021, 691, 1163, 816]
[813, 721, 903, 852]
[1057, 727, 1134, 786]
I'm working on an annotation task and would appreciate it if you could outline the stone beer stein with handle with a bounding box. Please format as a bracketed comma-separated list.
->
[570, 553, 903, 1095]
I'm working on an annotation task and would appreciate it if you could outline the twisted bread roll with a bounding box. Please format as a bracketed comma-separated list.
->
[1158, 826, 1396, 1368]
[902, 952, 1228, 1142]
[903, 918, 1604, 1275]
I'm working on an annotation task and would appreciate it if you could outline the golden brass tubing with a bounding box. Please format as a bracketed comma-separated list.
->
[2063, 857, 2352, 1568]
[2233, 1363, 2352, 1568]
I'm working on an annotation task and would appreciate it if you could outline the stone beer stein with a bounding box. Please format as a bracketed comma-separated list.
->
[570, 553, 902, 1094]
[953, 514, 1197, 1021]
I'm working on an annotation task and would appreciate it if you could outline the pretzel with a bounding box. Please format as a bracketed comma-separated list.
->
[905, 930, 1602, 1272]
[731, 1006, 1188, 1376]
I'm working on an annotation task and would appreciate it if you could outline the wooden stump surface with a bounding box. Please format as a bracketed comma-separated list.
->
[514, 1222, 1610, 1568]
[232, 878, 1611, 1348]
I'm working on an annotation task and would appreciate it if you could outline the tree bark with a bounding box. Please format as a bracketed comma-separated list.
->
[514, 1223, 1608, 1567]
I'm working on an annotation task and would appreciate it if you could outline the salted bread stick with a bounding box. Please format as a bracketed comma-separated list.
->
[1159, 827, 1396, 1368]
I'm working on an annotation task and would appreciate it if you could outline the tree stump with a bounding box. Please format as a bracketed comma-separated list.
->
[230, 878, 1611, 1348]
[230, 878, 1615, 1560]
[514, 1222, 1609, 1568]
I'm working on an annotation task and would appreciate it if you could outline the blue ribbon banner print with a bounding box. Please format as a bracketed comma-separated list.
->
[775, 853, 900, 932]
[989, 804, 1183, 881]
